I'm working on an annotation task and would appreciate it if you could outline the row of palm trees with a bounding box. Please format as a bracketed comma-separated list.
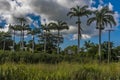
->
[40, 21, 69, 54]
[0, 4, 116, 62]
[8, 18, 69, 53]
[9, 18, 30, 51]
[67, 5, 116, 62]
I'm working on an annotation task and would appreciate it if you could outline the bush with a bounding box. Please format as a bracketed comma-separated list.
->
[0, 51, 98, 64]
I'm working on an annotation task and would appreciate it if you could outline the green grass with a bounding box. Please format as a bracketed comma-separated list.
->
[0, 62, 120, 80]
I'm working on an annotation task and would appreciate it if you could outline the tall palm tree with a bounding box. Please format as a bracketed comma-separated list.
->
[0, 32, 11, 52]
[67, 5, 91, 54]
[9, 24, 17, 51]
[87, 6, 116, 62]
[0, 26, 3, 36]
[41, 23, 50, 53]
[14, 25, 22, 50]
[38, 30, 62, 53]
[16, 17, 29, 51]
[28, 28, 41, 53]
[0, 26, 11, 51]
[22, 24, 30, 44]
[48, 21, 69, 54]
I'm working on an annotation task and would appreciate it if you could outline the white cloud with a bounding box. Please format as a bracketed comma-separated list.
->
[0, 24, 9, 32]
[0, 0, 119, 40]
[108, 3, 113, 10]
[71, 34, 91, 40]
[82, 34, 91, 39]
[0, 0, 33, 24]
[114, 12, 119, 26]
[61, 25, 78, 34]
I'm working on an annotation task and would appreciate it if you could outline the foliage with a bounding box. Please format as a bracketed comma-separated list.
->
[0, 50, 99, 64]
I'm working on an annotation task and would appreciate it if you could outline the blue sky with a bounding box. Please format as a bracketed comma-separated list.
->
[0, 0, 120, 49]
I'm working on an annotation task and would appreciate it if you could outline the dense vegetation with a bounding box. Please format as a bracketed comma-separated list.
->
[0, 44, 119, 64]
[0, 50, 95, 64]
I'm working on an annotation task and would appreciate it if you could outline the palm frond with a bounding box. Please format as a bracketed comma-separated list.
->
[87, 17, 96, 25]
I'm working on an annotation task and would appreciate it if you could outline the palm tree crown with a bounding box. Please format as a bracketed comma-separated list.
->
[67, 5, 91, 18]
[87, 6, 116, 29]
[48, 20, 69, 31]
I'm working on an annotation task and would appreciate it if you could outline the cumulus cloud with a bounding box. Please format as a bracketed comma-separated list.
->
[0, 0, 11, 11]
[0, 24, 9, 32]
[108, 3, 113, 10]
[71, 34, 91, 40]
[0, 0, 119, 40]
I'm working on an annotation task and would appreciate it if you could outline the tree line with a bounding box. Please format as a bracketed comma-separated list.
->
[0, 5, 117, 63]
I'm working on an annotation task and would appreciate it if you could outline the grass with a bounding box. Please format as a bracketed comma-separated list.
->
[0, 62, 120, 80]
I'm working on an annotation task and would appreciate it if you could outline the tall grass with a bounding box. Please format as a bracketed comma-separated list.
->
[0, 62, 120, 80]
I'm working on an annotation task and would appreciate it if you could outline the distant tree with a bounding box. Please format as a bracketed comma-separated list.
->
[64, 45, 77, 54]
[41, 23, 50, 53]
[0, 32, 11, 51]
[38, 32, 59, 53]
[112, 46, 120, 61]
[16, 17, 29, 51]
[28, 28, 41, 53]
[9, 24, 18, 51]
[48, 21, 69, 54]
[101, 41, 114, 61]
[83, 41, 98, 59]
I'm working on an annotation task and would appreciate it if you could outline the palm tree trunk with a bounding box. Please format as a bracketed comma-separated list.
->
[77, 17, 80, 54]
[20, 31, 22, 50]
[108, 30, 111, 63]
[57, 30, 60, 54]
[13, 30, 15, 52]
[32, 35, 34, 53]
[3, 39, 5, 52]
[99, 29, 102, 62]
[22, 30, 24, 51]
[21, 30, 24, 51]
[44, 32, 46, 53]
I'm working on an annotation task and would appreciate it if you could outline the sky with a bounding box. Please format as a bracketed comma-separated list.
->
[0, 0, 120, 49]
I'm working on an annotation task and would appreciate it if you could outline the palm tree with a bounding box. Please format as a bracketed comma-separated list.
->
[38, 31, 61, 53]
[48, 21, 69, 54]
[0, 26, 3, 36]
[0, 32, 11, 52]
[87, 6, 116, 62]
[16, 17, 29, 51]
[9, 24, 18, 51]
[41, 23, 50, 53]
[84, 40, 94, 50]
[67, 5, 91, 54]
[0, 26, 6, 51]
[22, 24, 30, 44]
[28, 28, 41, 53]
[14, 25, 22, 50]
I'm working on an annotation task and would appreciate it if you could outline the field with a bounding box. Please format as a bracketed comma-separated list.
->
[0, 62, 120, 80]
